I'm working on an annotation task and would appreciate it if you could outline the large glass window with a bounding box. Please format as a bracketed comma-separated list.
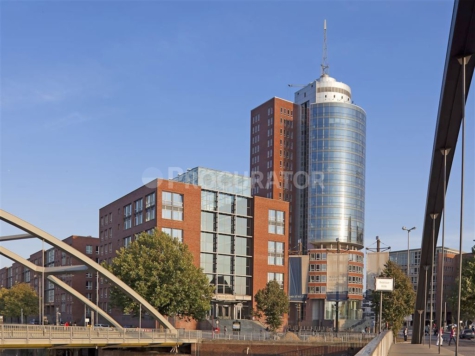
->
[217, 234, 232, 254]
[201, 212, 215, 231]
[216, 275, 233, 294]
[162, 192, 184, 220]
[234, 276, 251, 295]
[268, 241, 284, 265]
[217, 255, 232, 274]
[200, 232, 214, 252]
[218, 193, 234, 213]
[268, 210, 285, 234]
[235, 237, 250, 256]
[218, 214, 232, 234]
[200, 253, 214, 273]
[235, 257, 250, 275]
[236, 217, 250, 236]
[201, 191, 217, 211]
[236, 197, 250, 216]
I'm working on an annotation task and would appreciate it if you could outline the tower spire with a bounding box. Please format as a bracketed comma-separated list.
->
[321, 19, 329, 76]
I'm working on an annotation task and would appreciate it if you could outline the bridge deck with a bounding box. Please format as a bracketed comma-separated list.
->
[0, 325, 201, 349]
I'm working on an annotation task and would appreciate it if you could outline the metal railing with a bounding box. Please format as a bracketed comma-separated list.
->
[0, 324, 201, 348]
[201, 330, 376, 343]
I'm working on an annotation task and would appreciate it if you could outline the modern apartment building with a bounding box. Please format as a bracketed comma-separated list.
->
[99, 167, 289, 328]
[389, 246, 471, 327]
[250, 26, 366, 329]
[0, 235, 99, 325]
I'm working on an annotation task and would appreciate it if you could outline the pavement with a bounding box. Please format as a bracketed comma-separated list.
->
[389, 337, 474, 356]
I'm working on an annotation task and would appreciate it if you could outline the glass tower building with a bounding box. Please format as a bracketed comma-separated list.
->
[292, 74, 366, 327]
[294, 74, 366, 251]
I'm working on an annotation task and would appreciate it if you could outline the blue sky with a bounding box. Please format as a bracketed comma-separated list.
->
[1, 0, 474, 267]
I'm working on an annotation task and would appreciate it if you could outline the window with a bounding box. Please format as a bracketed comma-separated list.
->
[201, 212, 215, 231]
[308, 286, 326, 293]
[145, 193, 156, 221]
[268, 210, 285, 234]
[201, 191, 216, 211]
[309, 253, 327, 261]
[200, 232, 214, 253]
[85, 245, 93, 255]
[162, 192, 184, 220]
[86, 293, 92, 300]
[124, 236, 132, 248]
[309, 264, 327, 271]
[267, 272, 284, 288]
[162, 228, 183, 243]
[124, 204, 132, 229]
[86, 281, 93, 290]
[135, 199, 143, 225]
[309, 275, 327, 282]
[268, 241, 284, 265]
[200, 253, 214, 273]
[86, 273, 92, 278]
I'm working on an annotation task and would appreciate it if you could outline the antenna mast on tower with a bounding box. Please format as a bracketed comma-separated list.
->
[321, 19, 329, 76]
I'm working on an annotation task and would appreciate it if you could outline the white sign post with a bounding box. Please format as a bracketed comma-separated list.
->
[375, 277, 394, 333]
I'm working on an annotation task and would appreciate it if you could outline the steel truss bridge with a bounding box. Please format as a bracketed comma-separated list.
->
[0, 325, 200, 349]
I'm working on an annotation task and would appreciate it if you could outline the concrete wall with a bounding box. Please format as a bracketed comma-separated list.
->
[355, 330, 393, 356]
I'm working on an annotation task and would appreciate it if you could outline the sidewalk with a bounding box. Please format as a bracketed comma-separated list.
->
[389, 342, 459, 356]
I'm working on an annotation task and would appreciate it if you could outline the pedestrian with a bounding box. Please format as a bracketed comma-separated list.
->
[448, 327, 455, 346]
[403, 327, 408, 341]
[224, 326, 227, 336]
[436, 327, 443, 346]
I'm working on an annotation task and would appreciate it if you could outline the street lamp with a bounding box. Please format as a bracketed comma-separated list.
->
[423, 265, 429, 345]
[402, 226, 416, 278]
[429, 213, 439, 348]
[417, 310, 423, 344]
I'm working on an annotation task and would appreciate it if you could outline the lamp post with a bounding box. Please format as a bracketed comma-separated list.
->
[439, 148, 450, 355]
[402, 226, 415, 329]
[455, 54, 471, 356]
[423, 265, 429, 344]
[418, 310, 423, 344]
[402, 226, 416, 278]
[429, 213, 438, 348]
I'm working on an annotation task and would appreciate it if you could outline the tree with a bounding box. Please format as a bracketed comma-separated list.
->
[371, 260, 415, 337]
[1, 283, 38, 322]
[448, 246, 475, 323]
[254, 280, 289, 331]
[103, 230, 214, 321]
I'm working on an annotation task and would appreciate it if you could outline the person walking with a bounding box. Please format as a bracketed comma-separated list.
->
[448, 327, 456, 346]
[436, 327, 444, 346]
[403, 327, 408, 341]
[224, 326, 227, 336]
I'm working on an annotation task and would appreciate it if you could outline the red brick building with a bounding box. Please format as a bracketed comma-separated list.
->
[98, 167, 289, 329]
[0, 235, 99, 325]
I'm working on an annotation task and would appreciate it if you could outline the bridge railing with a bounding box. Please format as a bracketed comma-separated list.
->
[0, 324, 202, 346]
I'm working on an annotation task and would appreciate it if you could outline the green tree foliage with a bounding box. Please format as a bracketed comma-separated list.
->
[448, 246, 475, 323]
[254, 280, 289, 331]
[103, 230, 214, 321]
[371, 260, 415, 337]
[0, 283, 38, 321]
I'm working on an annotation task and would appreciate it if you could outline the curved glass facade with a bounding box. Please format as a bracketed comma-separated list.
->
[307, 103, 366, 247]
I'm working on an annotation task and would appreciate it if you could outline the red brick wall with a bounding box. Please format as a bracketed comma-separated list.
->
[252, 196, 290, 326]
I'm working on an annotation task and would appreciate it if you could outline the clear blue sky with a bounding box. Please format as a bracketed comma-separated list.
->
[1, 0, 474, 267]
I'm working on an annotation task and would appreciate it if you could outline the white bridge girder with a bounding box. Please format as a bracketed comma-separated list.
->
[0, 209, 175, 331]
